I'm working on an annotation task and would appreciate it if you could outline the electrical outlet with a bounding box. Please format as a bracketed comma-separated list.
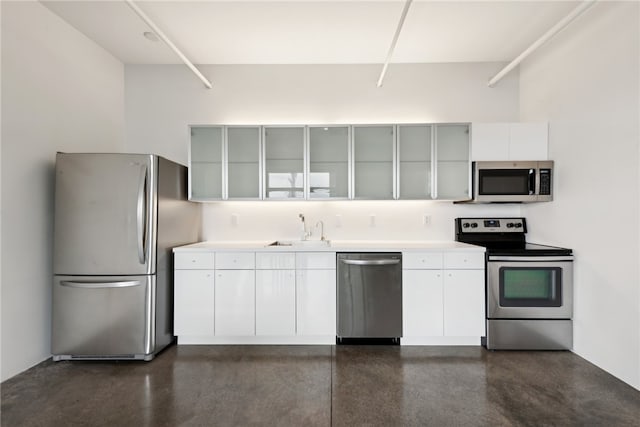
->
[335, 214, 342, 228]
[423, 214, 431, 226]
[231, 214, 239, 226]
[370, 214, 376, 227]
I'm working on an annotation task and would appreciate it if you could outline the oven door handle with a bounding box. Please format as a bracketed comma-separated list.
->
[488, 256, 573, 262]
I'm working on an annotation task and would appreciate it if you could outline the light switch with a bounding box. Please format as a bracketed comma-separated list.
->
[231, 214, 239, 226]
[369, 214, 376, 227]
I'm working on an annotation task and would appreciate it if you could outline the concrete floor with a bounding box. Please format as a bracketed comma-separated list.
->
[2, 345, 639, 426]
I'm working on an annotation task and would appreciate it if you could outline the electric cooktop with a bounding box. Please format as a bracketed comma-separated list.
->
[455, 217, 572, 257]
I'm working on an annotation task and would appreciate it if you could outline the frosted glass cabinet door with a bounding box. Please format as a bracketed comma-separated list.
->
[190, 126, 223, 200]
[264, 127, 305, 199]
[398, 125, 432, 199]
[308, 126, 349, 199]
[227, 126, 261, 199]
[353, 125, 394, 199]
[436, 124, 470, 200]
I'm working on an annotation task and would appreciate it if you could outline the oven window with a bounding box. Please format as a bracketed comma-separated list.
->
[479, 169, 530, 195]
[499, 267, 562, 307]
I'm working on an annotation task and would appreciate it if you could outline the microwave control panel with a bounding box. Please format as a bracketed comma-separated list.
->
[539, 169, 552, 195]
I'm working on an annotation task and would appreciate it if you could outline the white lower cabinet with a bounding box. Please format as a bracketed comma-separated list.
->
[402, 251, 485, 345]
[174, 269, 215, 336]
[402, 270, 443, 337]
[215, 269, 255, 336]
[255, 269, 296, 335]
[296, 269, 336, 336]
[443, 269, 485, 336]
[174, 248, 483, 346]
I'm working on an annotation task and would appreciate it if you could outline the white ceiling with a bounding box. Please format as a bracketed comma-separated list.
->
[41, 0, 583, 65]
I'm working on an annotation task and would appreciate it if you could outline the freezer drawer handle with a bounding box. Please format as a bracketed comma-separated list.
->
[341, 259, 400, 266]
[60, 280, 142, 289]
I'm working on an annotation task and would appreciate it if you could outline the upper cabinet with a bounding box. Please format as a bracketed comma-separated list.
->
[227, 126, 261, 199]
[264, 127, 305, 200]
[308, 126, 350, 199]
[190, 126, 223, 200]
[189, 123, 471, 201]
[397, 124, 469, 200]
[436, 124, 470, 200]
[471, 122, 548, 161]
[353, 125, 395, 200]
[398, 125, 432, 199]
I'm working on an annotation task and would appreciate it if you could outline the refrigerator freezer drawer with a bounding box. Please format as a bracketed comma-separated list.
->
[52, 275, 155, 360]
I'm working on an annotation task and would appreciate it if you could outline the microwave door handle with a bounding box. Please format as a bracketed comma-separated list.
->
[528, 169, 535, 195]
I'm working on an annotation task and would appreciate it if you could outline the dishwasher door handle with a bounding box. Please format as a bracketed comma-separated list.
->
[341, 259, 400, 266]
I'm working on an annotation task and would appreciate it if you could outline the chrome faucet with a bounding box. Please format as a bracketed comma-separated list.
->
[299, 213, 311, 241]
[316, 220, 326, 241]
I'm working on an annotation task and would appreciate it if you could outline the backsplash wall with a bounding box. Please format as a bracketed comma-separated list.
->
[201, 201, 520, 241]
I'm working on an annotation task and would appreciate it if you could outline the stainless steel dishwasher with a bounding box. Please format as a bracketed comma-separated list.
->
[337, 253, 402, 343]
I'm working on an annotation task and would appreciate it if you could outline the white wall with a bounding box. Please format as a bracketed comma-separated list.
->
[1, 1, 125, 382]
[520, 1, 639, 389]
[125, 62, 522, 241]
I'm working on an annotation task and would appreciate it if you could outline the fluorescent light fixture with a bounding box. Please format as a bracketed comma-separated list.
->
[488, 0, 598, 87]
[377, 0, 413, 88]
[125, 0, 213, 89]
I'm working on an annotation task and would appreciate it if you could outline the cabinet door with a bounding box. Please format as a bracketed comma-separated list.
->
[174, 270, 215, 336]
[443, 269, 485, 336]
[509, 123, 548, 160]
[296, 269, 336, 336]
[402, 270, 443, 337]
[436, 124, 470, 200]
[227, 126, 261, 199]
[353, 125, 395, 199]
[256, 270, 296, 335]
[264, 127, 305, 199]
[308, 126, 349, 199]
[398, 125, 432, 199]
[470, 123, 510, 161]
[190, 126, 223, 200]
[215, 270, 255, 336]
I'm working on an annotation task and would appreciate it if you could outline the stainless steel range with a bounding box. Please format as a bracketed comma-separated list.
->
[455, 218, 573, 350]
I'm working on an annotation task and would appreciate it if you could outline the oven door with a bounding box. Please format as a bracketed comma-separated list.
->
[487, 256, 573, 319]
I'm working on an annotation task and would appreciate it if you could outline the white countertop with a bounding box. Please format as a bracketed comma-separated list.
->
[173, 240, 484, 252]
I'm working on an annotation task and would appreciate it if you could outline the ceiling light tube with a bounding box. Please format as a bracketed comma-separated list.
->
[377, 0, 413, 88]
[125, 0, 213, 89]
[488, 0, 598, 87]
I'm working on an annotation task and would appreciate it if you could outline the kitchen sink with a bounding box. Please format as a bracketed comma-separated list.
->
[267, 240, 331, 247]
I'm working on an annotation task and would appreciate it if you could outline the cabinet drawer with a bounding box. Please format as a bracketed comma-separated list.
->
[215, 252, 255, 269]
[443, 252, 485, 269]
[403, 252, 444, 269]
[174, 252, 215, 270]
[256, 252, 295, 269]
[296, 252, 336, 269]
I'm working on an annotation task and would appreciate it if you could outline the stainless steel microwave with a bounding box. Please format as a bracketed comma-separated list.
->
[472, 161, 553, 203]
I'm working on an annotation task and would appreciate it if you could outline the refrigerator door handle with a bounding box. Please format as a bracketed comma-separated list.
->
[136, 165, 147, 264]
[60, 280, 142, 289]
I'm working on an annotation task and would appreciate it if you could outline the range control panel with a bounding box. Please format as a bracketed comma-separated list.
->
[457, 218, 527, 233]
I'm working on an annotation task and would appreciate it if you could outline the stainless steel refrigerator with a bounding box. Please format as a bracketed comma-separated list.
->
[52, 153, 200, 361]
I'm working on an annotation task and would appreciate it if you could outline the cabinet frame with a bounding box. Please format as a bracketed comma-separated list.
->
[225, 125, 263, 200]
[351, 124, 398, 200]
[262, 125, 307, 201]
[306, 125, 352, 200]
[189, 123, 471, 202]
[188, 124, 225, 201]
